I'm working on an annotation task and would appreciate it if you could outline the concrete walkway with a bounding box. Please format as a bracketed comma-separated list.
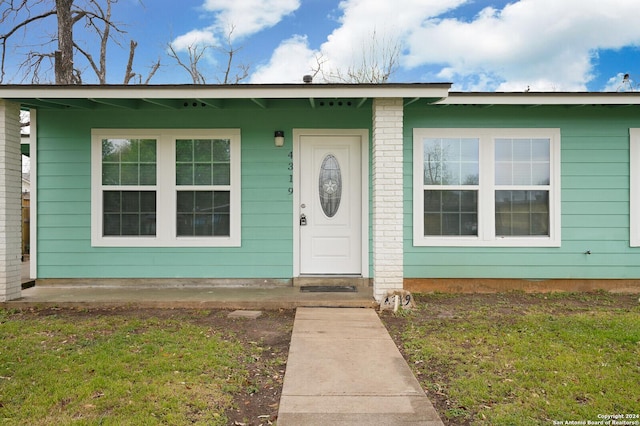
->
[278, 308, 443, 425]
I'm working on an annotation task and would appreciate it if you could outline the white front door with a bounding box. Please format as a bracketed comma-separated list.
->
[297, 132, 364, 275]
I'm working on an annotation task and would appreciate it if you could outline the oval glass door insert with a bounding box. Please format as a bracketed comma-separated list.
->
[319, 154, 342, 217]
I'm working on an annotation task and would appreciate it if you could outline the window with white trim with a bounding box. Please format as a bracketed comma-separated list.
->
[630, 129, 640, 246]
[92, 129, 241, 247]
[413, 128, 561, 247]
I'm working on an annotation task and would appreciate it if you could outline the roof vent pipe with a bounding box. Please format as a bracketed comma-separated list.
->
[303, 75, 313, 84]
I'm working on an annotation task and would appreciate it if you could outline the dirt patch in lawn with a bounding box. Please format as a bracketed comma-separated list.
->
[20, 307, 295, 426]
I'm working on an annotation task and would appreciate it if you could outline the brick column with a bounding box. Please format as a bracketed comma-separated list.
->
[0, 100, 22, 301]
[372, 98, 404, 300]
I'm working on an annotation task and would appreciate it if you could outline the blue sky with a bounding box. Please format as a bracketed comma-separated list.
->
[3, 0, 640, 91]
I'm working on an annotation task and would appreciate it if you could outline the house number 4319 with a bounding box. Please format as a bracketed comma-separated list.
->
[288, 151, 293, 195]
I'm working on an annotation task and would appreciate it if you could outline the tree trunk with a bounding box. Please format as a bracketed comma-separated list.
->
[55, 0, 75, 84]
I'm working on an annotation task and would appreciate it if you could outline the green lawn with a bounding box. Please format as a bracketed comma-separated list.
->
[0, 308, 269, 425]
[383, 292, 640, 425]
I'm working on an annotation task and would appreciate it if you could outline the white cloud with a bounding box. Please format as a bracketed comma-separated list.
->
[202, 0, 300, 39]
[405, 0, 640, 91]
[171, 0, 299, 56]
[319, 0, 466, 80]
[251, 0, 466, 83]
[252, 0, 640, 90]
[249, 35, 318, 83]
[171, 30, 218, 51]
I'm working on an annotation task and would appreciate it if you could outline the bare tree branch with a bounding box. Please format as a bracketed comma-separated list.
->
[167, 42, 207, 84]
[217, 24, 249, 84]
[315, 29, 401, 84]
[123, 39, 137, 84]
[142, 59, 160, 84]
[18, 51, 55, 83]
[122, 40, 160, 84]
[0, 8, 57, 83]
[167, 23, 250, 85]
[1, 0, 153, 84]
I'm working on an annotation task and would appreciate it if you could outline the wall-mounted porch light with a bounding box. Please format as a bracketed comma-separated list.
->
[274, 130, 285, 147]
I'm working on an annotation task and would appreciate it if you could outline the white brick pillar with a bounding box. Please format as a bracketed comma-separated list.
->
[0, 100, 22, 301]
[372, 98, 404, 301]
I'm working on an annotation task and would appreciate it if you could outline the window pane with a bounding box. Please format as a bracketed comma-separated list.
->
[424, 190, 478, 236]
[532, 139, 550, 161]
[513, 139, 530, 161]
[460, 139, 478, 160]
[194, 139, 212, 162]
[102, 164, 120, 185]
[532, 163, 550, 185]
[214, 214, 230, 236]
[212, 140, 231, 161]
[103, 214, 120, 235]
[495, 190, 549, 236]
[176, 164, 193, 185]
[102, 140, 121, 163]
[120, 140, 139, 162]
[495, 139, 512, 161]
[176, 140, 193, 162]
[214, 192, 230, 213]
[194, 164, 212, 185]
[195, 191, 213, 212]
[121, 214, 140, 235]
[495, 138, 549, 186]
[176, 190, 230, 237]
[177, 191, 194, 213]
[140, 139, 157, 162]
[121, 191, 140, 212]
[120, 164, 139, 185]
[512, 162, 532, 185]
[139, 164, 156, 185]
[460, 162, 479, 185]
[212, 164, 231, 185]
[103, 191, 121, 212]
[140, 191, 156, 211]
[194, 215, 213, 236]
[103, 191, 156, 236]
[177, 214, 193, 236]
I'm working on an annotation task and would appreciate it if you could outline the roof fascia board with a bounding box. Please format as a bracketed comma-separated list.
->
[0, 83, 451, 101]
[438, 92, 640, 105]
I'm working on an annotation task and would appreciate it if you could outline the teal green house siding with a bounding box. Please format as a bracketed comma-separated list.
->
[30, 93, 640, 283]
[404, 104, 640, 279]
[36, 103, 372, 279]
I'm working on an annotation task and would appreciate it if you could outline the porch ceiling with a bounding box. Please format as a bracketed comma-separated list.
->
[0, 83, 452, 110]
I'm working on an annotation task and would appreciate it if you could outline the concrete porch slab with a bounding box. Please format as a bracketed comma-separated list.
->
[5, 284, 377, 310]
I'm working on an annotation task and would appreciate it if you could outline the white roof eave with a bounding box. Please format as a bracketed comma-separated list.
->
[437, 92, 640, 106]
[0, 83, 451, 101]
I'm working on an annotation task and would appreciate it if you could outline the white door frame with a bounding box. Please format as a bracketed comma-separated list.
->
[292, 129, 369, 277]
